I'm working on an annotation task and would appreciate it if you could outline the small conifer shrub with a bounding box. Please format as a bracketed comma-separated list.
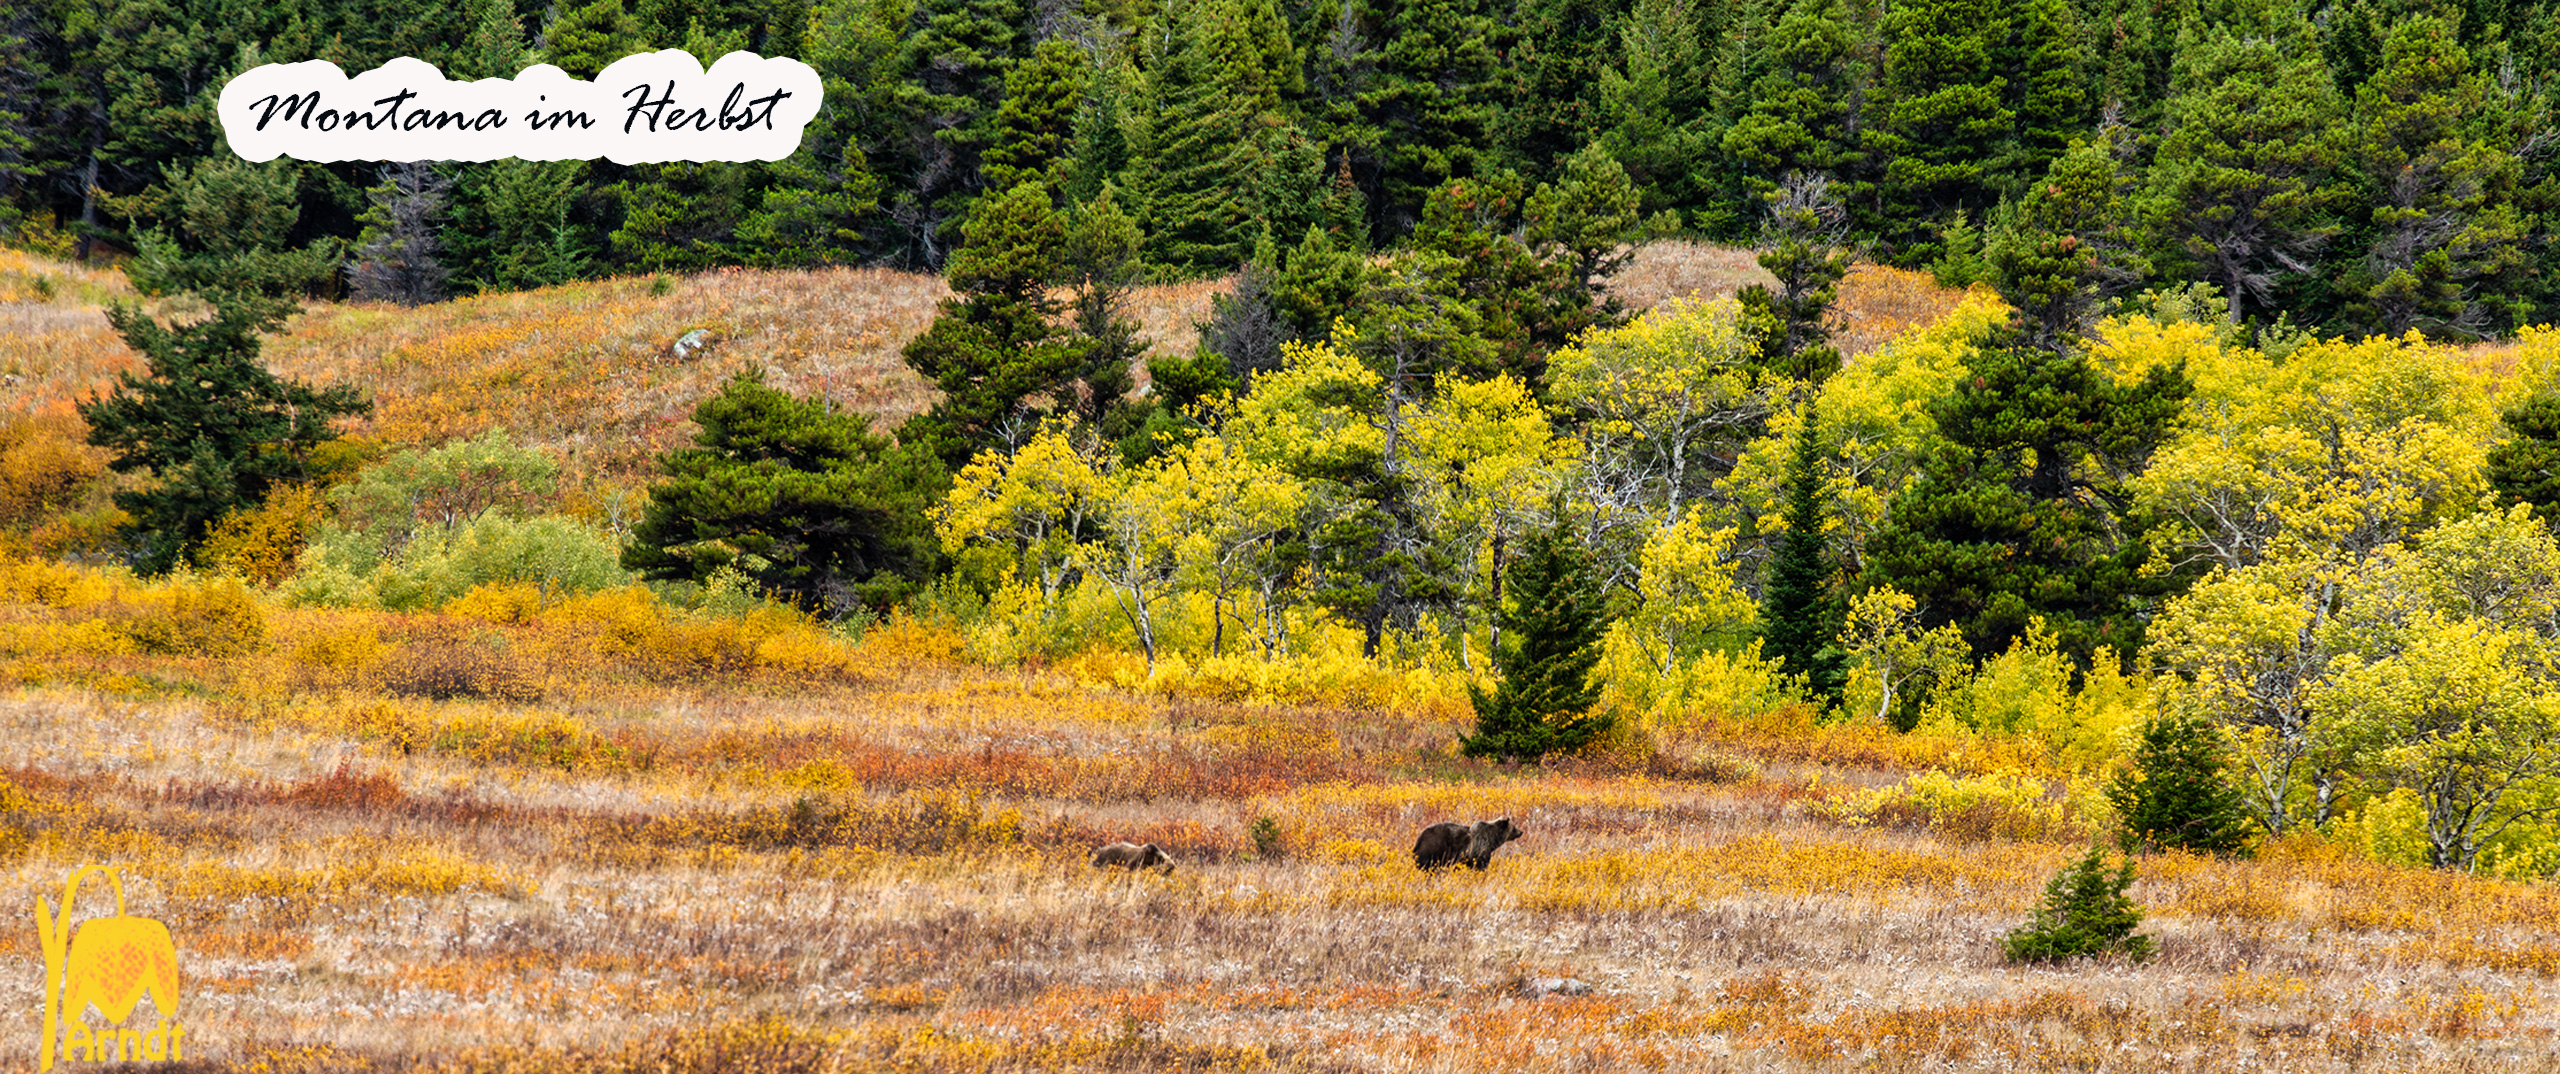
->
[2001, 845, 2156, 963]
[2107, 710, 2255, 855]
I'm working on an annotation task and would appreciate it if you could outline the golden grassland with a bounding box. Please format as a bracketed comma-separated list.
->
[1, 565, 2559, 1072]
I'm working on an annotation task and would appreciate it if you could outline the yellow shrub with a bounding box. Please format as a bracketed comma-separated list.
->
[1817, 768, 2085, 843]
[445, 580, 551, 624]
[99, 575, 269, 656]
[290, 621, 386, 672]
[196, 484, 328, 586]
[0, 555, 123, 607]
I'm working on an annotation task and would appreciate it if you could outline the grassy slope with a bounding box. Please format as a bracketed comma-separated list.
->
[2, 244, 1962, 484]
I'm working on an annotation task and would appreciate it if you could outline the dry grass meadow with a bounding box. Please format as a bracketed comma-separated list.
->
[6, 244, 2556, 1072]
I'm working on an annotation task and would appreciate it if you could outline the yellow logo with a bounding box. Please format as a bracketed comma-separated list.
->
[34, 865, 186, 1070]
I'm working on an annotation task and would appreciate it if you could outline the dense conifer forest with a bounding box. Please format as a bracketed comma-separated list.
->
[5, 0, 2556, 338]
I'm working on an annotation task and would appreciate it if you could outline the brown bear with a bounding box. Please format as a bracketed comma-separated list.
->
[1412, 817, 1523, 870]
[1091, 842, 1175, 874]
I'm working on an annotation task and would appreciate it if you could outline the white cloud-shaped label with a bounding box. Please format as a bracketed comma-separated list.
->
[218, 50, 823, 164]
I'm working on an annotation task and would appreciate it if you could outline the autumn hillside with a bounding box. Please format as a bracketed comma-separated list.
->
[0, 243, 1960, 483]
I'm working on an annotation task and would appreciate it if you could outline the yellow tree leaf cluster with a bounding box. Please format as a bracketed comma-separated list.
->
[2135, 327, 2496, 572]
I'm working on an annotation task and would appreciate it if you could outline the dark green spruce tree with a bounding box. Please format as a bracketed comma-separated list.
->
[900, 180, 1080, 469]
[2486, 391, 2560, 526]
[1736, 172, 1854, 383]
[1988, 129, 2149, 352]
[2137, 14, 2348, 326]
[1862, 331, 2192, 670]
[1720, 0, 1870, 207]
[79, 293, 370, 573]
[2001, 845, 2155, 962]
[1463, 520, 1613, 763]
[2106, 709, 2255, 856]
[1871, 0, 2013, 258]
[624, 369, 944, 614]
[980, 38, 1087, 196]
[2343, 15, 2530, 338]
[1760, 407, 1847, 701]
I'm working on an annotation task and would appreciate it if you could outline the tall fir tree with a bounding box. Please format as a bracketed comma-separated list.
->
[1593, 0, 1721, 224]
[901, 180, 1080, 469]
[1721, 0, 1871, 207]
[2344, 15, 2531, 337]
[881, 0, 1027, 266]
[1524, 142, 1650, 344]
[1463, 520, 1613, 763]
[540, 0, 641, 78]
[1862, 333, 2192, 669]
[2137, 15, 2350, 326]
[1140, 0, 1301, 271]
[2106, 710, 2255, 855]
[980, 37, 1087, 196]
[1364, 0, 1512, 234]
[1992, 0, 2088, 195]
[1872, 0, 2013, 258]
[1760, 406, 1847, 700]
[1736, 171, 1854, 383]
[1988, 128, 2149, 351]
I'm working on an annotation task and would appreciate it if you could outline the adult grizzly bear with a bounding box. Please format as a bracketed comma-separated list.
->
[1413, 817, 1523, 870]
[1091, 842, 1175, 874]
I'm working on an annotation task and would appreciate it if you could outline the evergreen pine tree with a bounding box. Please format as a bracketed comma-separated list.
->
[1988, 129, 2149, 351]
[2106, 710, 2255, 855]
[624, 369, 943, 615]
[1736, 172, 1854, 383]
[78, 293, 370, 573]
[900, 181, 1080, 468]
[1760, 407, 1847, 700]
[2137, 16, 2349, 325]
[1405, 174, 1570, 390]
[1140, 0, 1299, 271]
[485, 160, 596, 288]
[1524, 142, 1649, 340]
[1058, 52, 1130, 201]
[540, 0, 641, 78]
[1720, 0, 1870, 204]
[1063, 187, 1148, 438]
[1365, 0, 1510, 234]
[980, 38, 1088, 196]
[1274, 222, 1369, 343]
[126, 157, 344, 298]
[881, 0, 1027, 266]
[2486, 391, 2560, 527]
[1862, 334, 2191, 668]
[1593, 0, 1720, 223]
[2001, 845, 2155, 962]
[1993, 0, 2089, 193]
[608, 163, 747, 271]
[348, 161, 450, 307]
[1462, 521, 1613, 763]
[1499, 0, 1626, 182]
[2344, 15, 2530, 338]
[457, 0, 536, 80]
[1872, 0, 2013, 258]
